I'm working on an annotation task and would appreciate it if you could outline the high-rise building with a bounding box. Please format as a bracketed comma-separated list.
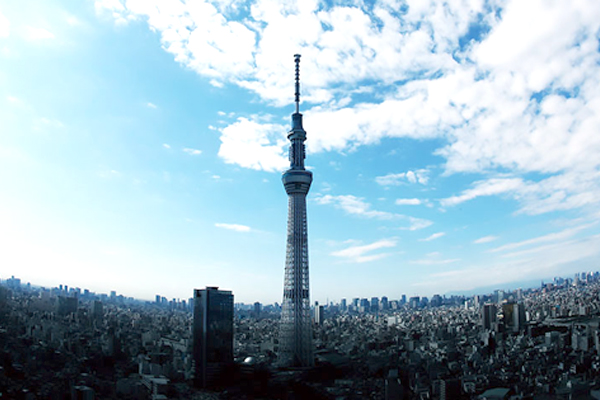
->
[409, 296, 420, 308]
[56, 296, 78, 315]
[494, 289, 505, 304]
[278, 54, 314, 368]
[253, 301, 262, 319]
[92, 300, 103, 324]
[6, 276, 21, 290]
[516, 288, 523, 300]
[385, 369, 403, 400]
[513, 303, 526, 331]
[340, 298, 347, 312]
[371, 297, 379, 311]
[0, 286, 9, 310]
[440, 378, 461, 400]
[502, 302, 526, 332]
[315, 304, 324, 325]
[381, 296, 389, 310]
[71, 386, 95, 400]
[359, 298, 370, 313]
[193, 287, 234, 387]
[482, 303, 497, 330]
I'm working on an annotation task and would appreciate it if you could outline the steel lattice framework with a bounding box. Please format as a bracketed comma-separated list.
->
[278, 54, 314, 368]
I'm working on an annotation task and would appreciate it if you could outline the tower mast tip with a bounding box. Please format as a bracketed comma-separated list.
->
[294, 54, 301, 113]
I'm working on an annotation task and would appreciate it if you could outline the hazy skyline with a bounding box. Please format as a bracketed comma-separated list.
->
[1, 0, 600, 303]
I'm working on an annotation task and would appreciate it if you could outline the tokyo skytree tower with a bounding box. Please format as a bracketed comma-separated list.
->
[278, 54, 314, 368]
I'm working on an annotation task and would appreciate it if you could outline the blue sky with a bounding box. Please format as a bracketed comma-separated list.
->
[1, 0, 600, 304]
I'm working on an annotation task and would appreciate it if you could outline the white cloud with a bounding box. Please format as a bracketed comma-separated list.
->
[96, 0, 256, 80]
[410, 251, 459, 265]
[404, 217, 434, 231]
[96, 0, 600, 215]
[395, 198, 422, 206]
[441, 172, 600, 215]
[39, 118, 64, 128]
[331, 238, 396, 263]
[25, 26, 55, 40]
[515, 171, 600, 215]
[420, 232, 445, 242]
[473, 235, 498, 244]
[65, 14, 83, 27]
[7, 95, 22, 104]
[315, 194, 432, 230]
[97, 169, 121, 179]
[162, 143, 171, 149]
[215, 223, 251, 232]
[147, 102, 157, 109]
[315, 194, 394, 220]
[217, 117, 288, 172]
[0, 11, 9, 38]
[489, 223, 596, 253]
[182, 147, 202, 155]
[376, 170, 430, 186]
[414, 233, 600, 294]
[410, 258, 460, 266]
[441, 178, 524, 207]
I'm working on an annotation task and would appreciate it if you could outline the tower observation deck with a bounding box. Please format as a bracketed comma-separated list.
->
[278, 54, 314, 367]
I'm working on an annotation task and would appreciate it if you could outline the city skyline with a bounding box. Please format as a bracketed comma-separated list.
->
[2, 0, 600, 304]
[0, 272, 582, 306]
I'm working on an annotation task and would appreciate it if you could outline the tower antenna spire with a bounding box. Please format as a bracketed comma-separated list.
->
[294, 54, 301, 114]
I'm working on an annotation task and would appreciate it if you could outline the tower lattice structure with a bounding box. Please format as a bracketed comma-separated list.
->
[278, 54, 314, 368]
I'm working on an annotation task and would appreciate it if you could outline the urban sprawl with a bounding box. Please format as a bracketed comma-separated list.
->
[2, 273, 600, 399]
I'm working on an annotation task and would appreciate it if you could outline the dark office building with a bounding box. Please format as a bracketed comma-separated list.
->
[193, 286, 234, 388]
[502, 302, 526, 332]
[482, 303, 497, 330]
[440, 378, 461, 400]
[385, 369, 403, 400]
[56, 295, 78, 315]
[92, 300, 103, 324]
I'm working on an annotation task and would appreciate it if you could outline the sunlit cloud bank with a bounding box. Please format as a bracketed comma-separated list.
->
[96, 0, 600, 217]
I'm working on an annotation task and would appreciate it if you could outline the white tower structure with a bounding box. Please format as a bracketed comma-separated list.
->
[278, 54, 314, 367]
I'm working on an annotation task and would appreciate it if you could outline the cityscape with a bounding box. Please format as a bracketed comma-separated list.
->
[4, 272, 600, 399]
[3, 0, 600, 399]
